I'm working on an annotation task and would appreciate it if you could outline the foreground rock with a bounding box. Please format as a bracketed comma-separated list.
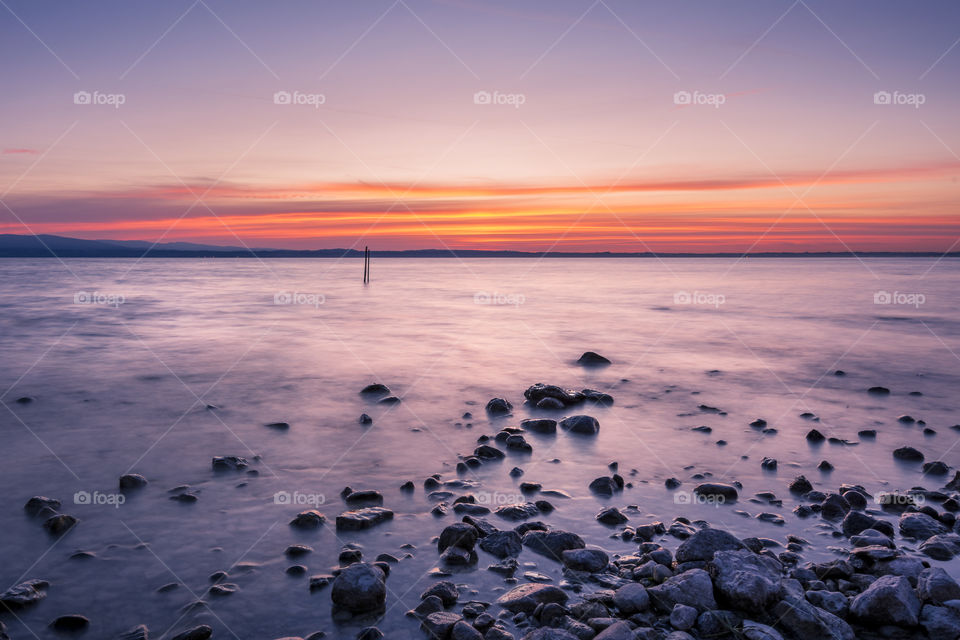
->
[331, 563, 387, 613]
[849, 575, 921, 627]
[495, 583, 568, 613]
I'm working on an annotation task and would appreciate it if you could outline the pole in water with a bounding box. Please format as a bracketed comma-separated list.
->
[363, 246, 369, 283]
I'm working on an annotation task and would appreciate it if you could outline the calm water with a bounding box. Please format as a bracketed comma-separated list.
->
[0, 257, 958, 639]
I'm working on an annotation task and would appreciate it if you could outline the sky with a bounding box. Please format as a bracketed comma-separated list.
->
[0, 0, 958, 252]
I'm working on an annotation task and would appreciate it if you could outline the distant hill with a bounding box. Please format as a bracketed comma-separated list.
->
[0, 233, 956, 258]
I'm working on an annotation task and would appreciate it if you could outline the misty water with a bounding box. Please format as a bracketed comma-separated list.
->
[0, 257, 958, 639]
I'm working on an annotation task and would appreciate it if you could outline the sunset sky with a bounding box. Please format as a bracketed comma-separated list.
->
[1, 0, 958, 252]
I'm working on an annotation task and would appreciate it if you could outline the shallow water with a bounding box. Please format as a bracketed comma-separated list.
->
[0, 257, 958, 639]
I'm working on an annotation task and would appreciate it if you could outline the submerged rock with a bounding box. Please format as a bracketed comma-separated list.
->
[211, 456, 248, 471]
[43, 514, 77, 536]
[576, 351, 611, 366]
[558, 415, 599, 435]
[485, 398, 513, 415]
[0, 579, 48, 608]
[336, 507, 394, 531]
[289, 510, 325, 529]
[119, 473, 148, 490]
[692, 483, 738, 501]
[170, 626, 213, 640]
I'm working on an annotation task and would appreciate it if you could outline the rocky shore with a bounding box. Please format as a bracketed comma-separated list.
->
[4, 356, 960, 640]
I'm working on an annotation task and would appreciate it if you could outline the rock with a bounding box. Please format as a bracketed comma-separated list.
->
[917, 567, 960, 604]
[647, 569, 717, 612]
[117, 625, 149, 640]
[451, 620, 483, 640]
[422, 612, 462, 639]
[850, 575, 920, 627]
[43, 514, 77, 535]
[589, 477, 618, 496]
[670, 604, 698, 631]
[345, 490, 383, 506]
[806, 429, 825, 443]
[478, 531, 522, 558]
[868, 386, 890, 395]
[265, 421, 290, 430]
[119, 474, 148, 490]
[697, 611, 743, 637]
[789, 475, 813, 494]
[438, 523, 479, 552]
[495, 503, 539, 521]
[378, 395, 401, 404]
[805, 590, 848, 618]
[818, 460, 834, 471]
[520, 419, 557, 434]
[559, 415, 599, 435]
[336, 507, 393, 530]
[536, 398, 565, 410]
[841, 511, 881, 537]
[171, 627, 213, 640]
[920, 533, 960, 560]
[820, 493, 850, 520]
[524, 384, 584, 407]
[360, 383, 390, 395]
[331, 563, 386, 613]
[421, 581, 459, 607]
[708, 549, 782, 613]
[211, 455, 247, 470]
[919, 604, 960, 639]
[0, 579, 48, 608]
[522, 530, 585, 561]
[899, 512, 948, 540]
[357, 627, 384, 640]
[893, 446, 924, 462]
[692, 483, 738, 501]
[440, 546, 476, 566]
[495, 583, 568, 613]
[924, 461, 950, 475]
[613, 583, 650, 614]
[23, 496, 60, 515]
[486, 398, 513, 415]
[675, 528, 745, 563]
[505, 435, 532, 452]
[521, 629, 578, 640]
[741, 621, 785, 640]
[290, 510, 325, 529]
[474, 445, 505, 459]
[359, 413, 373, 424]
[561, 548, 608, 572]
[581, 389, 614, 405]
[593, 621, 632, 640]
[577, 351, 611, 366]
[596, 507, 627, 525]
[772, 596, 854, 640]
[761, 457, 777, 470]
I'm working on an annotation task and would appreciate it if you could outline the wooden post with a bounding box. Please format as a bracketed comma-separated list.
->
[363, 246, 369, 283]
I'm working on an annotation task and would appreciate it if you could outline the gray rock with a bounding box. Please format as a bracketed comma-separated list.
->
[561, 548, 608, 573]
[522, 530, 585, 561]
[486, 398, 513, 415]
[918, 567, 960, 604]
[170, 626, 213, 640]
[595, 507, 627, 525]
[670, 604, 697, 630]
[521, 629, 578, 640]
[805, 590, 848, 618]
[439, 523, 479, 552]
[520, 419, 557, 434]
[920, 533, 960, 560]
[422, 612, 462, 639]
[772, 596, 854, 640]
[495, 583, 568, 613]
[899, 512, 948, 540]
[452, 620, 483, 640]
[335, 507, 393, 531]
[0, 579, 48, 608]
[495, 503, 540, 521]
[559, 415, 599, 435]
[612, 582, 649, 614]
[919, 604, 960, 639]
[421, 581, 459, 607]
[479, 531, 522, 558]
[331, 563, 387, 613]
[675, 528, 745, 563]
[119, 474, 148, 490]
[593, 621, 631, 640]
[692, 483, 738, 501]
[708, 549, 782, 613]
[289, 510, 326, 529]
[849, 575, 920, 627]
[647, 569, 717, 612]
[741, 621, 784, 640]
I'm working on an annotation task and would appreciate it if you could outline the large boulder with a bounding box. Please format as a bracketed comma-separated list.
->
[899, 512, 948, 540]
[438, 523, 478, 553]
[647, 569, 717, 612]
[920, 533, 960, 560]
[919, 604, 960, 639]
[772, 596, 855, 640]
[849, 575, 920, 627]
[708, 550, 782, 613]
[612, 583, 650, 614]
[330, 563, 386, 613]
[478, 531, 522, 558]
[495, 583, 568, 613]
[675, 528, 744, 563]
[522, 530, 585, 561]
[917, 567, 960, 604]
[561, 548, 609, 573]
